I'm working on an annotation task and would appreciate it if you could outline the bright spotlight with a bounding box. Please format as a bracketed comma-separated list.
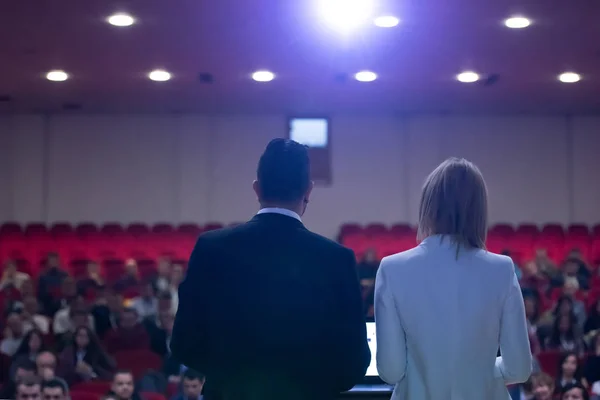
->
[374, 16, 400, 28]
[504, 16, 531, 29]
[46, 70, 69, 82]
[252, 70, 275, 82]
[107, 13, 136, 27]
[456, 71, 480, 83]
[558, 72, 581, 83]
[354, 71, 377, 82]
[148, 69, 171, 82]
[318, 0, 374, 32]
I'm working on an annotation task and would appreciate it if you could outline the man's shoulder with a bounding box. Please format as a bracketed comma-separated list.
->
[300, 229, 353, 256]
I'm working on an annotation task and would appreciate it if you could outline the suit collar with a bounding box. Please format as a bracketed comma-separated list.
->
[250, 211, 305, 228]
[257, 207, 301, 222]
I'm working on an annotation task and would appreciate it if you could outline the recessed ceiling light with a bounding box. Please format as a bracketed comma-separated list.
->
[456, 71, 480, 83]
[558, 72, 581, 83]
[319, 0, 374, 33]
[46, 70, 69, 82]
[252, 70, 275, 82]
[107, 13, 136, 27]
[148, 69, 171, 82]
[504, 16, 531, 29]
[354, 71, 377, 82]
[374, 15, 399, 28]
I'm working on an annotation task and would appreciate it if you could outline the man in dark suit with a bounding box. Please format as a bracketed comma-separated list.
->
[171, 138, 370, 400]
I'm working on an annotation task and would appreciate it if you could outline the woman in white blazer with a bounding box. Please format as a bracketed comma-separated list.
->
[374, 157, 532, 400]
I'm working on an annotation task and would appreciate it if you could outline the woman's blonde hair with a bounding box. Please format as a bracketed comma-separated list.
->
[417, 157, 488, 252]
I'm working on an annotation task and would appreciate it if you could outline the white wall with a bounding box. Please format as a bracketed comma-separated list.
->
[1, 113, 599, 238]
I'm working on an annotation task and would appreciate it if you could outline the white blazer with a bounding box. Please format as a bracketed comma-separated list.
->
[375, 235, 532, 400]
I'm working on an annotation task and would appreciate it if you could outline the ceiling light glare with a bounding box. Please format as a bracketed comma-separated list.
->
[504, 16, 531, 29]
[148, 69, 171, 82]
[252, 70, 275, 82]
[318, 0, 374, 32]
[354, 71, 377, 82]
[46, 70, 69, 82]
[558, 72, 581, 83]
[456, 71, 480, 83]
[107, 13, 136, 27]
[374, 16, 400, 28]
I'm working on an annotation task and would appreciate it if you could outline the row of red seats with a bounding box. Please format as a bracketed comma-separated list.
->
[340, 223, 600, 265]
[0, 221, 228, 237]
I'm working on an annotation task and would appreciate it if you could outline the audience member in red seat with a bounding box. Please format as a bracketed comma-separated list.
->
[1, 312, 26, 356]
[130, 282, 158, 321]
[109, 370, 144, 400]
[0, 358, 36, 399]
[77, 262, 105, 297]
[529, 372, 555, 400]
[92, 289, 124, 338]
[535, 248, 561, 285]
[521, 261, 550, 297]
[168, 265, 184, 313]
[148, 310, 174, 357]
[545, 313, 585, 354]
[53, 296, 95, 338]
[41, 377, 70, 400]
[562, 279, 588, 329]
[170, 369, 205, 400]
[114, 259, 140, 293]
[15, 376, 42, 400]
[524, 296, 542, 356]
[153, 257, 172, 293]
[37, 253, 69, 316]
[104, 308, 150, 353]
[10, 329, 46, 376]
[560, 382, 589, 400]
[585, 299, 600, 334]
[561, 258, 591, 291]
[58, 326, 115, 385]
[20, 296, 50, 334]
[555, 352, 588, 395]
[0, 260, 31, 291]
[36, 351, 58, 382]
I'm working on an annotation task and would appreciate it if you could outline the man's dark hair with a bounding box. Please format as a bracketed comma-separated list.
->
[16, 376, 41, 390]
[257, 139, 310, 203]
[182, 369, 205, 382]
[560, 382, 589, 399]
[12, 358, 36, 380]
[41, 378, 69, 395]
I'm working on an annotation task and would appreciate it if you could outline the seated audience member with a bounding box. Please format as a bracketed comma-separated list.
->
[20, 296, 51, 334]
[584, 333, 600, 389]
[104, 308, 150, 353]
[561, 382, 589, 400]
[77, 261, 105, 296]
[555, 352, 588, 395]
[130, 281, 158, 321]
[585, 299, 600, 334]
[58, 325, 115, 385]
[0, 260, 30, 291]
[41, 378, 69, 400]
[15, 376, 42, 400]
[171, 369, 205, 400]
[524, 294, 542, 355]
[169, 264, 184, 313]
[520, 261, 550, 297]
[561, 258, 590, 291]
[539, 295, 580, 339]
[114, 259, 140, 292]
[546, 313, 585, 354]
[562, 279, 587, 328]
[153, 257, 172, 293]
[535, 248, 561, 284]
[53, 296, 95, 338]
[0, 358, 36, 399]
[1, 312, 25, 356]
[92, 289, 124, 338]
[528, 372, 555, 400]
[36, 351, 58, 382]
[11, 329, 46, 376]
[109, 370, 144, 400]
[37, 253, 69, 316]
[148, 311, 174, 357]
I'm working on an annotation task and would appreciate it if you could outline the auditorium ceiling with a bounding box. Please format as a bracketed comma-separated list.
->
[0, 0, 599, 113]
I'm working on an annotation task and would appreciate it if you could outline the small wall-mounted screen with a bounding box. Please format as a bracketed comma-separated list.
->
[289, 118, 328, 147]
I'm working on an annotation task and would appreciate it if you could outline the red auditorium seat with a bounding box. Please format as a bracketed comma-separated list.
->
[151, 223, 174, 233]
[177, 223, 202, 235]
[50, 222, 73, 235]
[100, 223, 124, 235]
[204, 222, 223, 231]
[126, 223, 150, 236]
[591, 238, 600, 264]
[488, 224, 514, 237]
[25, 223, 47, 235]
[339, 223, 362, 239]
[75, 223, 99, 235]
[114, 350, 162, 379]
[0, 222, 22, 235]
[141, 393, 166, 400]
[390, 224, 414, 236]
[537, 351, 560, 376]
[541, 223, 565, 238]
[593, 224, 600, 238]
[364, 223, 388, 236]
[71, 381, 111, 395]
[568, 224, 589, 236]
[70, 391, 100, 400]
[516, 224, 539, 237]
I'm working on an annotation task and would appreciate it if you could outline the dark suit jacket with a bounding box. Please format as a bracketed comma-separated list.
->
[171, 212, 370, 400]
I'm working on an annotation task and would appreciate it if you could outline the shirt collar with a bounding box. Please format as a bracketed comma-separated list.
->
[257, 207, 301, 222]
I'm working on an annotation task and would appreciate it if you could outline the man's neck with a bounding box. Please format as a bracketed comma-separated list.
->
[259, 204, 302, 216]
